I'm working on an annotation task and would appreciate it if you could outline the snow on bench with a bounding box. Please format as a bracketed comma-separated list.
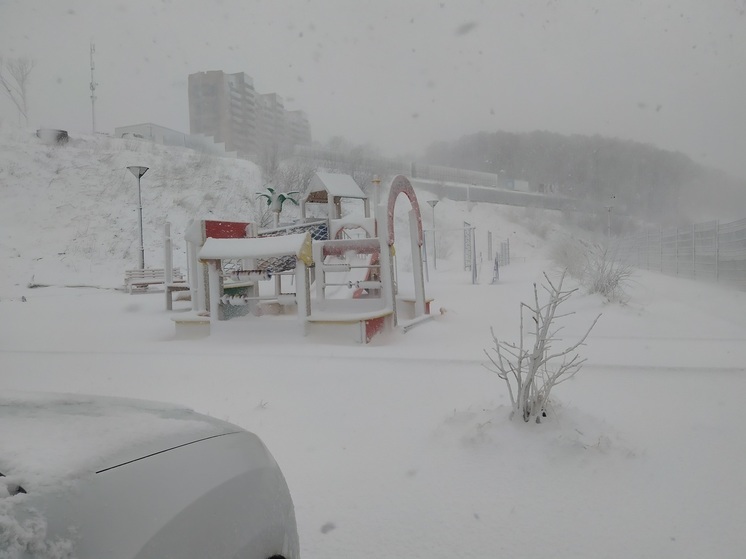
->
[125, 268, 183, 294]
[171, 313, 210, 339]
[306, 307, 394, 344]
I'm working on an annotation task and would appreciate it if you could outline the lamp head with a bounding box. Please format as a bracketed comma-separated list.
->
[127, 166, 149, 179]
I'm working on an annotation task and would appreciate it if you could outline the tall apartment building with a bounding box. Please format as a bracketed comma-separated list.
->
[256, 92, 287, 151]
[287, 110, 312, 147]
[188, 71, 257, 158]
[188, 70, 311, 161]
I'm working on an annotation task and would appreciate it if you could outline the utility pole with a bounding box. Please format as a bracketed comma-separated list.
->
[90, 42, 97, 134]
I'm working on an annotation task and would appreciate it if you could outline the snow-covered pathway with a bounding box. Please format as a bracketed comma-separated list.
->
[3, 258, 746, 558]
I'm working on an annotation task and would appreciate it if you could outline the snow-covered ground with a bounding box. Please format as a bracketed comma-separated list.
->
[1, 127, 745, 558]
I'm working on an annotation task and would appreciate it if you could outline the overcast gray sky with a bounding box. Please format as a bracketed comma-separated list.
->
[1, 0, 744, 178]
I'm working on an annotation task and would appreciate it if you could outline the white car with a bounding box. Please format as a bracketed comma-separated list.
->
[0, 393, 299, 559]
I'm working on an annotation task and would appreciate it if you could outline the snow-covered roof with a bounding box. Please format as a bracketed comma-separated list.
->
[307, 172, 367, 199]
[199, 232, 313, 265]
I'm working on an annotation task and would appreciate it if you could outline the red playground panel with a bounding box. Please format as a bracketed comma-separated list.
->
[204, 220, 252, 239]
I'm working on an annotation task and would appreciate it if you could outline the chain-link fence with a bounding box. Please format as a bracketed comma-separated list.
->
[617, 218, 746, 290]
[259, 220, 329, 241]
[255, 220, 330, 273]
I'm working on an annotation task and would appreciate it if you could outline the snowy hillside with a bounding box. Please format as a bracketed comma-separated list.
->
[0, 127, 263, 291]
[0, 125, 559, 295]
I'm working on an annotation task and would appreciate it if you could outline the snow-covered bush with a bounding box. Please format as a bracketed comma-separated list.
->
[550, 237, 633, 303]
[484, 271, 601, 423]
[582, 243, 634, 303]
[548, 235, 587, 279]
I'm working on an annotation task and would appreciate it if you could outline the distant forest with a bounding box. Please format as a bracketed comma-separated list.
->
[422, 131, 745, 224]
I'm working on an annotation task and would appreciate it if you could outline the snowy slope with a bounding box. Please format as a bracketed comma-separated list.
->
[0, 127, 262, 291]
[0, 125, 555, 294]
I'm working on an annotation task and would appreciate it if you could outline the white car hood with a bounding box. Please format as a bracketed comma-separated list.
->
[0, 392, 240, 495]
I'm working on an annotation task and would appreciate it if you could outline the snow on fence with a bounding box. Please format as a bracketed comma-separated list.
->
[617, 218, 746, 290]
[259, 220, 329, 242]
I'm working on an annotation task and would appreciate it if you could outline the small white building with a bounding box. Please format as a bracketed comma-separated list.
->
[114, 123, 236, 158]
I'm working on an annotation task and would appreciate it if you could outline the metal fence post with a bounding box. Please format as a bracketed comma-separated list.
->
[715, 219, 720, 282]
[472, 227, 478, 285]
[620, 217, 744, 289]
[659, 225, 663, 273]
[692, 223, 696, 280]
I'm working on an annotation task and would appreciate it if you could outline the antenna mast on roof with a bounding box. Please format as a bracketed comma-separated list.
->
[90, 41, 97, 134]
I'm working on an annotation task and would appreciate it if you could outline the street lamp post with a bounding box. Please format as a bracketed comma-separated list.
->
[427, 200, 439, 270]
[127, 166, 149, 269]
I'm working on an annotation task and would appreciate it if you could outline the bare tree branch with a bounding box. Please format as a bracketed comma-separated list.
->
[484, 270, 601, 423]
[0, 56, 34, 125]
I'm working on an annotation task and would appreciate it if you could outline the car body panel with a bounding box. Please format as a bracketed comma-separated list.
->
[0, 393, 299, 559]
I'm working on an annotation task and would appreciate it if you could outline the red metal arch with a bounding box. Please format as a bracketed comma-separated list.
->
[386, 175, 423, 247]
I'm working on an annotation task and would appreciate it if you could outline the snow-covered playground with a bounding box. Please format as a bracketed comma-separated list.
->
[1, 129, 745, 558]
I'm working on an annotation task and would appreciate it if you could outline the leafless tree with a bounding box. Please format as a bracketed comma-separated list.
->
[0, 56, 35, 126]
[258, 142, 282, 185]
[322, 137, 380, 194]
[244, 192, 274, 230]
[278, 156, 317, 196]
[484, 271, 601, 423]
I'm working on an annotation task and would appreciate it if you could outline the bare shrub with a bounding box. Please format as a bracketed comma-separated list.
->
[484, 271, 601, 423]
[582, 244, 634, 303]
[551, 237, 633, 303]
[278, 157, 317, 195]
[548, 236, 587, 279]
